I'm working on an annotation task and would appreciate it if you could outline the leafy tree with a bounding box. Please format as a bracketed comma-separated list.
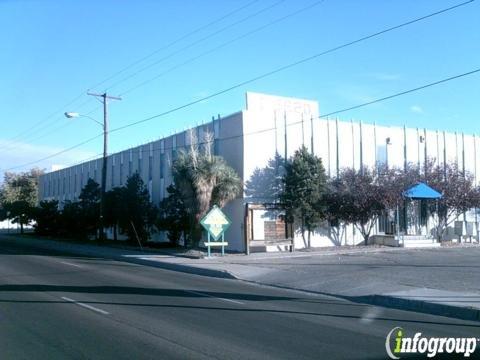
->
[157, 184, 189, 246]
[424, 162, 480, 240]
[172, 131, 241, 246]
[2, 200, 35, 234]
[334, 167, 384, 245]
[33, 200, 60, 236]
[117, 173, 157, 245]
[323, 177, 351, 246]
[280, 146, 327, 247]
[0, 168, 44, 233]
[377, 163, 422, 210]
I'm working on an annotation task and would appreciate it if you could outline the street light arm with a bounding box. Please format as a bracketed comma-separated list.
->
[80, 114, 104, 128]
[64, 112, 104, 128]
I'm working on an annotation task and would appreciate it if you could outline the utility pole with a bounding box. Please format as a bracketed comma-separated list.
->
[87, 92, 121, 241]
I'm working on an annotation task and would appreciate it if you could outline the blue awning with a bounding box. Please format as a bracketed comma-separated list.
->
[403, 182, 442, 200]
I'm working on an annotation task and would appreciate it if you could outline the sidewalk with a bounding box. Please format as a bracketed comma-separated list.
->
[2, 234, 479, 322]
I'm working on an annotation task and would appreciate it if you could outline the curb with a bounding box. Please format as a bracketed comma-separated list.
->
[358, 294, 480, 323]
[0, 235, 235, 280]
[118, 256, 237, 279]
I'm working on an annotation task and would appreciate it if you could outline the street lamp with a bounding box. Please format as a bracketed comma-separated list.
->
[65, 93, 121, 242]
[64, 111, 108, 240]
[64, 112, 103, 127]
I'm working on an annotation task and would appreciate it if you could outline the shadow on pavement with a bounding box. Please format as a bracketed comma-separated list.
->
[0, 296, 477, 329]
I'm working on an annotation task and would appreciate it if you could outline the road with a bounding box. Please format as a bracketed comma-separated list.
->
[0, 237, 478, 359]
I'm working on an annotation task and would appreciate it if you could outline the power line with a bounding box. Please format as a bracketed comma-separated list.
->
[109, 0, 474, 134]
[111, 69, 480, 158]
[0, 93, 88, 149]
[120, 0, 325, 96]
[321, 68, 480, 117]
[5, 0, 475, 172]
[2, 134, 102, 172]
[105, 0, 286, 91]
[0, 0, 260, 147]
[18, 66, 479, 174]
[0, 0, 290, 153]
[89, 0, 261, 91]
[0, 103, 101, 153]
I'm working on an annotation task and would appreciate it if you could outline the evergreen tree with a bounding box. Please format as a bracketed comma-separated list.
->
[280, 146, 327, 247]
[78, 179, 101, 239]
[157, 184, 189, 246]
[33, 200, 60, 236]
[117, 173, 157, 244]
[104, 187, 124, 241]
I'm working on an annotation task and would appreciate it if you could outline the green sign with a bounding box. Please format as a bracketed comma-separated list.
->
[200, 205, 231, 241]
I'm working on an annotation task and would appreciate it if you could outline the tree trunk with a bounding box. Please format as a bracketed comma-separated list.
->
[361, 224, 368, 245]
[113, 224, 118, 241]
[189, 215, 202, 248]
[307, 230, 311, 248]
[301, 217, 306, 246]
[20, 222, 24, 235]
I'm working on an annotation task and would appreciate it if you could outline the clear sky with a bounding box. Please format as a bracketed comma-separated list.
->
[1, 0, 479, 175]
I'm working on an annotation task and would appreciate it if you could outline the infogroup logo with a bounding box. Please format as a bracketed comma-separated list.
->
[385, 327, 478, 359]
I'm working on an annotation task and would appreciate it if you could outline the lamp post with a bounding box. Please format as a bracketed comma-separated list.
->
[65, 92, 121, 240]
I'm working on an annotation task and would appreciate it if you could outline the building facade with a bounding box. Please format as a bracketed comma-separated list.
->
[39, 92, 480, 251]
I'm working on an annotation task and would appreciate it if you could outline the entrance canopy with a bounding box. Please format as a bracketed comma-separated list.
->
[402, 182, 442, 200]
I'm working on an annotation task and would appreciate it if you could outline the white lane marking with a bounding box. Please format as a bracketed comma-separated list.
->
[60, 261, 82, 268]
[185, 290, 244, 305]
[61, 296, 110, 315]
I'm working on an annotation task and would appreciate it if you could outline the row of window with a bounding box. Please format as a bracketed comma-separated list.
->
[43, 131, 220, 199]
[43, 152, 172, 198]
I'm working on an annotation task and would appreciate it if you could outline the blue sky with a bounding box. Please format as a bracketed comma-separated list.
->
[1, 0, 479, 175]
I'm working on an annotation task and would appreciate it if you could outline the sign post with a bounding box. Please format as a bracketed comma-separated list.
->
[200, 205, 231, 257]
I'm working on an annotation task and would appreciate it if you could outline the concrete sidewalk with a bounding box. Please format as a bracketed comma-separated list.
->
[2, 234, 479, 322]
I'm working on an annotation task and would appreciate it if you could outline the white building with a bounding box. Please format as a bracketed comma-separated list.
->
[39, 92, 480, 252]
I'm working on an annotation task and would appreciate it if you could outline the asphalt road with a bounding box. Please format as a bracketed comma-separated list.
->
[0, 237, 478, 360]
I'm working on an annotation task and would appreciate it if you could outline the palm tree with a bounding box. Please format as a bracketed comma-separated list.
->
[172, 131, 241, 246]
